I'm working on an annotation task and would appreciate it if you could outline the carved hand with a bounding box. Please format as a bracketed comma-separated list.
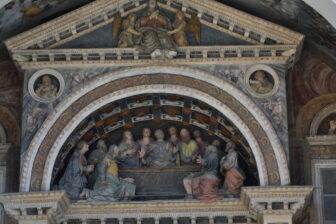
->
[87, 165, 95, 172]
[124, 178, 135, 183]
[127, 149, 136, 155]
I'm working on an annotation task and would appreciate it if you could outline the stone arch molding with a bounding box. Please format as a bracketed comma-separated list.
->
[310, 103, 336, 135]
[21, 66, 290, 192]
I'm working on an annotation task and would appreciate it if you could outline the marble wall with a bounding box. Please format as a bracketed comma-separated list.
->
[20, 62, 289, 162]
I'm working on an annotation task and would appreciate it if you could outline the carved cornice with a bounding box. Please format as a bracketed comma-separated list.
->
[0, 186, 313, 224]
[306, 135, 336, 146]
[4, 0, 304, 69]
[4, 0, 303, 50]
[0, 191, 70, 223]
[241, 186, 313, 223]
[11, 45, 295, 69]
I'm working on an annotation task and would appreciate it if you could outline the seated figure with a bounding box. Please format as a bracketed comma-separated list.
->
[183, 144, 220, 201]
[167, 126, 180, 164]
[144, 129, 176, 168]
[220, 141, 245, 196]
[88, 139, 108, 186]
[58, 141, 94, 199]
[178, 128, 199, 165]
[116, 130, 142, 168]
[83, 145, 136, 203]
[137, 128, 153, 166]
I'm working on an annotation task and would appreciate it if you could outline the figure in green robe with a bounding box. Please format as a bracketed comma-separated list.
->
[116, 130, 141, 168]
[144, 129, 176, 168]
[88, 139, 108, 187]
[84, 145, 136, 203]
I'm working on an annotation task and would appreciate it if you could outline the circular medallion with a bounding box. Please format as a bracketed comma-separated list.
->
[244, 65, 280, 98]
[28, 69, 65, 103]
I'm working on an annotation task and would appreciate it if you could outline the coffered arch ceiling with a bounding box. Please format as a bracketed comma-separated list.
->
[51, 93, 260, 191]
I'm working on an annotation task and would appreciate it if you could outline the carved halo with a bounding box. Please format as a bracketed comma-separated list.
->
[28, 69, 65, 103]
[244, 64, 280, 98]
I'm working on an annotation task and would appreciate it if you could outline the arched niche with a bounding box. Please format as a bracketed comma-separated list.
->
[296, 94, 336, 137]
[50, 93, 260, 191]
[20, 66, 289, 192]
[310, 103, 336, 135]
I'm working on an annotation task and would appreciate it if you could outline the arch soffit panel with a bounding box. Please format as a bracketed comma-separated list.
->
[22, 66, 289, 192]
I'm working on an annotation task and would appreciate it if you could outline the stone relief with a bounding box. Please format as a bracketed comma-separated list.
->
[113, 0, 200, 59]
[262, 97, 282, 126]
[54, 127, 249, 203]
[220, 142, 245, 195]
[34, 75, 58, 99]
[329, 120, 336, 135]
[28, 69, 64, 103]
[244, 65, 280, 98]
[249, 70, 274, 95]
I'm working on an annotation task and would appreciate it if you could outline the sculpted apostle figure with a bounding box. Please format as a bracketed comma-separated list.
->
[183, 145, 220, 201]
[144, 129, 175, 168]
[220, 141, 245, 196]
[135, 0, 177, 58]
[137, 128, 153, 165]
[83, 145, 136, 203]
[168, 126, 180, 164]
[58, 141, 94, 199]
[193, 130, 207, 157]
[35, 75, 57, 99]
[178, 128, 199, 165]
[116, 130, 141, 168]
[88, 139, 108, 186]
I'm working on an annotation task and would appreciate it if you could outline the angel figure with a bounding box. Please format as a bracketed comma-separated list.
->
[168, 11, 201, 46]
[169, 11, 188, 46]
[117, 13, 141, 48]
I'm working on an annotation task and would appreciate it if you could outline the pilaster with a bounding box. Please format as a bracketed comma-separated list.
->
[0, 143, 11, 224]
[0, 191, 70, 224]
[0, 186, 313, 224]
[241, 186, 313, 224]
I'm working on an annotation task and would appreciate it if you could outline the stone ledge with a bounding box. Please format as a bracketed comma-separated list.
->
[0, 186, 313, 224]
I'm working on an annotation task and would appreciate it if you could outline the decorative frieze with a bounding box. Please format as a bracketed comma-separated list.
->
[0, 186, 313, 224]
[11, 45, 296, 69]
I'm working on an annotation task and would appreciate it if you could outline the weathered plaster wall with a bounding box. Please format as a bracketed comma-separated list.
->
[288, 51, 336, 187]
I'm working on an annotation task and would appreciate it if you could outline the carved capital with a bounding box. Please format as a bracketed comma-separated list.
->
[0, 191, 70, 224]
[241, 186, 313, 224]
